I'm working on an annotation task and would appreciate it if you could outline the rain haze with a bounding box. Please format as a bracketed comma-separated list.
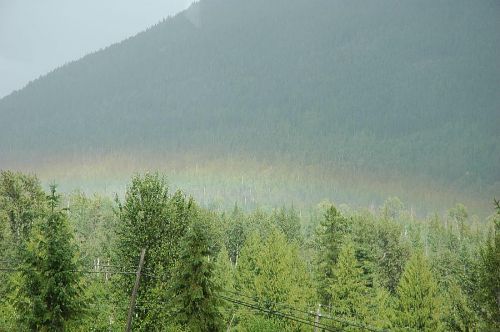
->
[0, 0, 194, 98]
[0, 1, 499, 330]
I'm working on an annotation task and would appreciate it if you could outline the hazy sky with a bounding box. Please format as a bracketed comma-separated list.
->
[0, 0, 194, 98]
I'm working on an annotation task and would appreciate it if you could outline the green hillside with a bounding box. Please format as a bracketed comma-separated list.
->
[0, 0, 499, 210]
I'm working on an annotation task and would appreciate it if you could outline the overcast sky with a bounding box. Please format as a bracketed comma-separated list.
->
[0, 0, 194, 98]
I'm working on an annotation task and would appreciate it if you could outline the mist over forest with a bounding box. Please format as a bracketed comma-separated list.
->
[0, 0, 499, 331]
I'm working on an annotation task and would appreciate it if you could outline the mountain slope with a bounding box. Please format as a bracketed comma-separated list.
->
[1, 0, 499, 194]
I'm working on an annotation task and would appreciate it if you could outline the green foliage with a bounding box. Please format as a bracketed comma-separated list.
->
[225, 204, 248, 264]
[68, 191, 117, 266]
[444, 281, 478, 331]
[114, 173, 194, 330]
[327, 239, 371, 329]
[1, 171, 495, 331]
[271, 206, 302, 244]
[476, 200, 500, 328]
[238, 315, 283, 332]
[236, 229, 314, 331]
[213, 245, 236, 327]
[170, 213, 223, 332]
[449, 203, 470, 240]
[315, 205, 349, 304]
[370, 287, 396, 330]
[395, 252, 444, 331]
[14, 185, 84, 331]
[0, 171, 47, 330]
[374, 219, 410, 293]
[381, 197, 405, 221]
[0, 170, 46, 246]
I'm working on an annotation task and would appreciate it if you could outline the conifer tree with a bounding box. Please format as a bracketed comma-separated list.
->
[395, 252, 444, 331]
[214, 246, 235, 327]
[375, 219, 409, 293]
[476, 200, 500, 328]
[236, 229, 314, 331]
[272, 206, 302, 244]
[371, 287, 396, 330]
[449, 203, 469, 240]
[315, 205, 349, 304]
[235, 231, 263, 289]
[170, 214, 223, 332]
[328, 239, 371, 328]
[15, 185, 83, 331]
[445, 281, 478, 331]
[226, 204, 247, 264]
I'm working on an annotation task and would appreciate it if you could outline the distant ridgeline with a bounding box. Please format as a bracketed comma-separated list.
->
[0, 0, 499, 193]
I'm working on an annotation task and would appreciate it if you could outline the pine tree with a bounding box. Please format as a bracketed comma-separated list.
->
[15, 185, 84, 331]
[315, 205, 349, 304]
[328, 239, 371, 329]
[272, 206, 302, 244]
[170, 214, 223, 332]
[226, 204, 248, 265]
[448, 204, 469, 240]
[370, 287, 396, 330]
[445, 281, 478, 331]
[236, 229, 314, 331]
[395, 252, 444, 331]
[381, 196, 404, 221]
[476, 200, 500, 328]
[235, 231, 263, 290]
[375, 219, 409, 293]
[213, 245, 236, 328]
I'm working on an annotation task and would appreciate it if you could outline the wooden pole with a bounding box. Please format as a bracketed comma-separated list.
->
[125, 248, 146, 332]
[314, 304, 321, 332]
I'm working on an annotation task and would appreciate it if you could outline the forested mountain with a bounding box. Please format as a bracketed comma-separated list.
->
[1, 0, 499, 200]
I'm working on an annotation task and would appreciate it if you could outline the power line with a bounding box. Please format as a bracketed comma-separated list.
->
[218, 294, 339, 332]
[0, 267, 137, 275]
[221, 288, 386, 332]
[125, 292, 336, 331]
[221, 288, 313, 317]
[1, 264, 387, 331]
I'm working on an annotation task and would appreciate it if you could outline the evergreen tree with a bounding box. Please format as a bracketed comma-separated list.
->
[235, 231, 262, 292]
[370, 287, 396, 330]
[315, 205, 349, 304]
[15, 185, 84, 331]
[213, 246, 236, 329]
[449, 204, 469, 240]
[226, 204, 248, 264]
[381, 196, 404, 221]
[444, 281, 478, 331]
[476, 200, 500, 328]
[395, 252, 444, 331]
[272, 206, 302, 244]
[375, 219, 409, 293]
[236, 229, 314, 331]
[170, 214, 223, 332]
[328, 239, 371, 329]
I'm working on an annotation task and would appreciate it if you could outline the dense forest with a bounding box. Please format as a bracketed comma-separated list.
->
[1, 0, 499, 330]
[0, 170, 498, 331]
[0, 0, 499, 211]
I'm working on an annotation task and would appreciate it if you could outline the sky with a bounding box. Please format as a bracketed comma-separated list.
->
[0, 0, 194, 98]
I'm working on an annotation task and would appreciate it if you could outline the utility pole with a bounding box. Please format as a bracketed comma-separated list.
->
[125, 248, 146, 332]
[314, 304, 321, 332]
